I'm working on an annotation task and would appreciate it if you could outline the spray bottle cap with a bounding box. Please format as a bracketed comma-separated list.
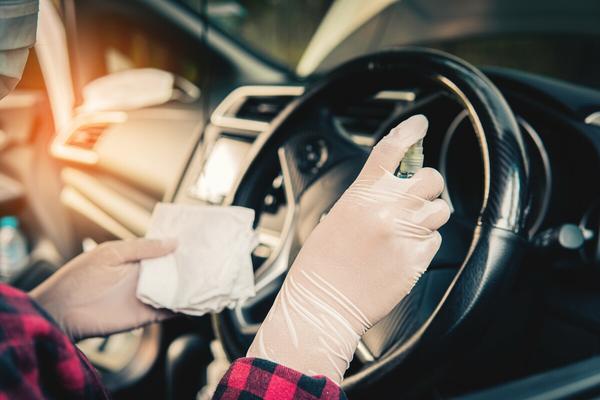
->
[0, 216, 19, 228]
[398, 138, 424, 176]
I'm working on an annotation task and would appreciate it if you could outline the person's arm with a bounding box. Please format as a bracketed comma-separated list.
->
[247, 115, 447, 382]
[0, 239, 175, 398]
[214, 115, 449, 399]
[0, 283, 109, 399]
[214, 358, 347, 400]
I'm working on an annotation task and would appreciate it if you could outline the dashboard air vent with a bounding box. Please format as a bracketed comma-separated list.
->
[65, 123, 108, 150]
[332, 90, 416, 146]
[51, 111, 127, 165]
[333, 100, 395, 135]
[235, 95, 296, 123]
[211, 86, 304, 132]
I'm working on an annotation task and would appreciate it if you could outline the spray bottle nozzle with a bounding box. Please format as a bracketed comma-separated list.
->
[396, 139, 424, 179]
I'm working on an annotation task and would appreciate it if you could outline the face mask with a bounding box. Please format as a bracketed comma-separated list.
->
[0, 0, 39, 100]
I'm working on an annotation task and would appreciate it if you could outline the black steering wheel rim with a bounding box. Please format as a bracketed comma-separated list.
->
[214, 47, 529, 393]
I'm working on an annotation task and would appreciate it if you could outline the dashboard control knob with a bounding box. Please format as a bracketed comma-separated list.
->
[532, 224, 597, 269]
[533, 224, 586, 250]
[296, 137, 328, 174]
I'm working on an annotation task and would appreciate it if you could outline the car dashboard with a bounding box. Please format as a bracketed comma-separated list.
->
[174, 68, 600, 269]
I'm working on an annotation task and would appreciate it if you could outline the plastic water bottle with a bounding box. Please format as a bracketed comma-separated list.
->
[0, 216, 28, 282]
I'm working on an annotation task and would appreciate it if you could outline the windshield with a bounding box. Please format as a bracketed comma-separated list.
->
[190, 0, 335, 70]
[197, 0, 395, 74]
[184, 0, 600, 89]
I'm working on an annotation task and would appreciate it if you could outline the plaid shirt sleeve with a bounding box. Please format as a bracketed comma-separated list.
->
[213, 357, 348, 400]
[0, 283, 109, 400]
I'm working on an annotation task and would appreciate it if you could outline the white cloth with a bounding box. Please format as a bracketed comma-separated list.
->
[137, 203, 257, 316]
[80, 68, 175, 112]
[80, 68, 200, 112]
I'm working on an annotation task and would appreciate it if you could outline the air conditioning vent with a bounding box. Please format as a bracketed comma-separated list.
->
[65, 123, 108, 150]
[234, 95, 296, 123]
[211, 86, 304, 132]
[332, 90, 416, 146]
[333, 100, 395, 136]
[332, 99, 396, 147]
[51, 111, 127, 165]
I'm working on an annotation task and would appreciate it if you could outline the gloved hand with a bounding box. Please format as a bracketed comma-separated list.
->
[247, 115, 450, 383]
[30, 238, 177, 340]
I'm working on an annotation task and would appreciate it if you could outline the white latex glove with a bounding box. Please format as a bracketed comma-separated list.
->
[247, 115, 450, 383]
[30, 238, 177, 340]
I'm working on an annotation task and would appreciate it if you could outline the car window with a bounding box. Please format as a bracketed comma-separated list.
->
[179, 0, 334, 70]
[72, 3, 212, 90]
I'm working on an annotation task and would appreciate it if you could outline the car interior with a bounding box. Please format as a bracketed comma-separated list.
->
[1, 0, 600, 398]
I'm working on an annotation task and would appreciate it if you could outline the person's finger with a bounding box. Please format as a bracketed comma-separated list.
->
[413, 198, 451, 231]
[152, 308, 177, 322]
[431, 230, 443, 253]
[360, 114, 428, 176]
[404, 167, 445, 200]
[98, 238, 178, 265]
[136, 304, 176, 325]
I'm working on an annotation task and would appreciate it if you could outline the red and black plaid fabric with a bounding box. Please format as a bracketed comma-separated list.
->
[0, 282, 347, 400]
[214, 357, 347, 400]
[0, 283, 109, 400]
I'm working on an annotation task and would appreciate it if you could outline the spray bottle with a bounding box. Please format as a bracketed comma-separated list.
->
[396, 138, 424, 178]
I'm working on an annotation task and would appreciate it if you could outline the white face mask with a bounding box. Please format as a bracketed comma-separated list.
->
[0, 0, 39, 100]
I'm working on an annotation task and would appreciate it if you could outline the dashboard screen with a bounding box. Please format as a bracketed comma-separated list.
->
[191, 136, 252, 203]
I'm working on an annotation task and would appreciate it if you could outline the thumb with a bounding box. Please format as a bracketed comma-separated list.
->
[153, 308, 176, 322]
[98, 238, 178, 265]
[360, 114, 428, 176]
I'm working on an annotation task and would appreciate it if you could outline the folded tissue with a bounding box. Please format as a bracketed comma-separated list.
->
[137, 203, 257, 315]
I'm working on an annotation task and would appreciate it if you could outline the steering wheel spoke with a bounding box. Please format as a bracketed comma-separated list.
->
[432, 213, 476, 268]
[230, 146, 299, 336]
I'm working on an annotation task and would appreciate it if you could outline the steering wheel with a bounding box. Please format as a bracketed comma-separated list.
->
[214, 48, 529, 395]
